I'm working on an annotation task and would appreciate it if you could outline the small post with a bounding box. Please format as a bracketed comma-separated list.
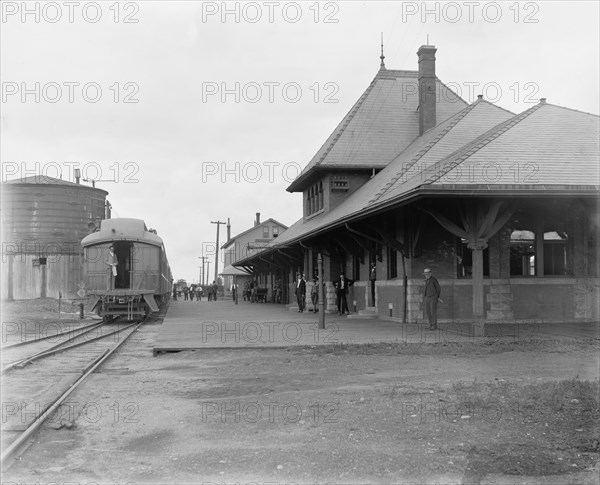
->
[234, 275, 238, 305]
[388, 302, 393, 318]
[58, 291, 62, 319]
[79, 302, 84, 319]
[318, 252, 325, 330]
[353, 300, 357, 313]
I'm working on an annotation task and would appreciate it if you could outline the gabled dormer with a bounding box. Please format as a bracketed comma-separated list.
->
[303, 171, 376, 221]
[288, 44, 467, 222]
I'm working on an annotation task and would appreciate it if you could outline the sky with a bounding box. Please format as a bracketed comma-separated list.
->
[2, 0, 599, 284]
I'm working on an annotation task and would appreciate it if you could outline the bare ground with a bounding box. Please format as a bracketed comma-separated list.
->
[1, 299, 599, 485]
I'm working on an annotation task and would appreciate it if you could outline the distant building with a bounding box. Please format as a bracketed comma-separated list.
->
[1, 175, 109, 300]
[221, 213, 287, 297]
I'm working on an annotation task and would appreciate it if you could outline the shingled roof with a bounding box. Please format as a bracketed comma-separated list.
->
[235, 98, 599, 266]
[430, 102, 600, 189]
[369, 100, 600, 204]
[237, 98, 517, 255]
[286, 68, 468, 192]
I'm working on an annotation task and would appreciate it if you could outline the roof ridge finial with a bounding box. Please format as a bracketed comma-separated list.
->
[379, 32, 386, 69]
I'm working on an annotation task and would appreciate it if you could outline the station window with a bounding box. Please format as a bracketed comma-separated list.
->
[353, 253, 361, 281]
[263, 226, 269, 238]
[543, 231, 569, 275]
[388, 248, 398, 279]
[306, 181, 324, 216]
[273, 226, 279, 238]
[509, 230, 535, 276]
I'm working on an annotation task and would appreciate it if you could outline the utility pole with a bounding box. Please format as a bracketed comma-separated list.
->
[211, 220, 226, 285]
[318, 251, 325, 329]
[198, 256, 208, 286]
[206, 261, 211, 285]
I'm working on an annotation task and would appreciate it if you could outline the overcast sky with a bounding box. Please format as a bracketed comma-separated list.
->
[2, 1, 599, 284]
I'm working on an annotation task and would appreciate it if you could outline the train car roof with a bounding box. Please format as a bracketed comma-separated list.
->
[81, 218, 165, 248]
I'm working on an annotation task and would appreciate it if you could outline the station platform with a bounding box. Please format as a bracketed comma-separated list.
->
[153, 299, 448, 353]
[152, 299, 599, 353]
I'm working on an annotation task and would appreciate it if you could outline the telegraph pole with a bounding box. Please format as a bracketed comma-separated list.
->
[211, 220, 226, 284]
[198, 256, 208, 286]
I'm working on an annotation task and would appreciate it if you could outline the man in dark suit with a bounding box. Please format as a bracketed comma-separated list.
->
[295, 273, 306, 312]
[334, 272, 353, 315]
[423, 268, 442, 329]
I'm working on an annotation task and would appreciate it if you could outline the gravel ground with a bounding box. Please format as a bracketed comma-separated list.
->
[1, 299, 599, 485]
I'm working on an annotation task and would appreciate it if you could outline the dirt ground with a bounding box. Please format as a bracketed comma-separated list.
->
[1, 299, 599, 485]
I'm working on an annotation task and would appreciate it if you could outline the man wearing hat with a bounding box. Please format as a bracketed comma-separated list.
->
[295, 273, 306, 312]
[334, 271, 354, 316]
[423, 268, 441, 330]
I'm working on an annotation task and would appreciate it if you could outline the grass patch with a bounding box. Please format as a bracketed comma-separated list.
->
[295, 337, 598, 355]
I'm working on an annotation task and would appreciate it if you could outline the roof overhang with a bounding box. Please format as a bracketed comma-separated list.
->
[234, 184, 599, 266]
[219, 265, 252, 276]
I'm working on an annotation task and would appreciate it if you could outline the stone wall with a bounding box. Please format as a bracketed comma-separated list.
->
[574, 279, 600, 320]
[376, 280, 405, 319]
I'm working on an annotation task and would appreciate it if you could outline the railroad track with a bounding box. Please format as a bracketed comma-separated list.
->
[0, 319, 144, 466]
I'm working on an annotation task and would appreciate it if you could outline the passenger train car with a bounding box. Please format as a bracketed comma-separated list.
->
[82, 218, 172, 320]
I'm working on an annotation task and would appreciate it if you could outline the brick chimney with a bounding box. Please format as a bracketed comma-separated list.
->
[255, 212, 261, 226]
[226, 218, 231, 241]
[417, 45, 437, 135]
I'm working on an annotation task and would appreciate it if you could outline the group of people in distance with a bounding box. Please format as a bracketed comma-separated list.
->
[171, 268, 442, 328]
[172, 281, 219, 302]
[294, 271, 353, 316]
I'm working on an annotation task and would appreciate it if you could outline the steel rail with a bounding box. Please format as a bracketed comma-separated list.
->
[1, 322, 138, 374]
[1, 320, 105, 350]
[0, 321, 143, 465]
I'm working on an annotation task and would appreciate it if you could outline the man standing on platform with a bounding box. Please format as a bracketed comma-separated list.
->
[295, 273, 306, 312]
[334, 272, 353, 316]
[423, 268, 442, 330]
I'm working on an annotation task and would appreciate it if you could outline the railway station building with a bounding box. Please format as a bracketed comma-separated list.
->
[234, 45, 600, 329]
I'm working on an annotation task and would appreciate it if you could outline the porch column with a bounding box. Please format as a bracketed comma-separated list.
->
[468, 240, 487, 317]
[535, 218, 544, 277]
